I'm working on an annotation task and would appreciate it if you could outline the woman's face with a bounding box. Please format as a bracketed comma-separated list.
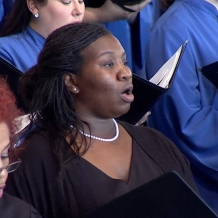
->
[29, 0, 85, 37]
[0, 122, 10, 199]
[72, 34, 134, 120]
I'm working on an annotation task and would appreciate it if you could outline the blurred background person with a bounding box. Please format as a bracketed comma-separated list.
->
[145, 0, 218, 213]
[0, 0, 159, 77]
[0, 77, 42, 217]
[0, 0, 85, 72]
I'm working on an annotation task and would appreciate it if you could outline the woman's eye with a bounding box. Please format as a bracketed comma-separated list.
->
[62, 1, 71, 5]
[123, 60, 128, 66]
[78, 0, 84, 3]
[104, 62, 114, 68]
[1, 155, 9, 161]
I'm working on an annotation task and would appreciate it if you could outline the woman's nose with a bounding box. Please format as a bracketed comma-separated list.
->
[117, 65, 132, 81]
[71, 1, 84, 17]
[0, 168, 7, 175]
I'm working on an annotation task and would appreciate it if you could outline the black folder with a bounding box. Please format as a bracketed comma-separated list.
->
[200, 61, 218, 88]
[118, 41, 188, 125]
[84, 171, 217, 218]
[0, 57, 24, 109]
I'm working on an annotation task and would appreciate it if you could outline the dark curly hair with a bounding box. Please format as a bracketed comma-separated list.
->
[19, 22, 110, 173]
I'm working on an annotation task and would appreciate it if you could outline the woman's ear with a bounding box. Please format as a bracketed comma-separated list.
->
[64, 73, 80, 94]
[26, 0, 39, 15]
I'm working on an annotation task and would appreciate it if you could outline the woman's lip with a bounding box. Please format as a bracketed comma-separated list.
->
[120, 93, 134, 103]
[120, 84, 134, 103]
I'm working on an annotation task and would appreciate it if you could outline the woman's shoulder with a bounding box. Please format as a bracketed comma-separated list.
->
[0, 193, 42, 218]
[0, 28, 38, 69]
[0, 26, 42, 48]
[0, 31, 26, 46]
[119, 121, 198, 190]
[21, 128, 51, 148]
[17, 128, 56, 163]
[119, 121, 189, 167]
[119, 121, 170, 143]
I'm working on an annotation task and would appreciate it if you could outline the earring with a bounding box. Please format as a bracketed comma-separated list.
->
[34, 13, 39, 18]
[73, 87, 77, 91]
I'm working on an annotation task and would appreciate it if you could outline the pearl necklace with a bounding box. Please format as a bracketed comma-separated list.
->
[79, 119, 119, 142]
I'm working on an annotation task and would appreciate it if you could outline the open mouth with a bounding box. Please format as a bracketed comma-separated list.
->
[122, 87, 132, 95]
[120, 86, 134, 103]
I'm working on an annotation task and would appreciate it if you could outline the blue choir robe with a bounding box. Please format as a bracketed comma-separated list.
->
[145, 0, 218, 213]
[0, 26, 45, 72]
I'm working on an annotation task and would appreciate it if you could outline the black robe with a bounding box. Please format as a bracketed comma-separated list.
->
[0, 193, 41, 218]
[5, 121, 198, 218]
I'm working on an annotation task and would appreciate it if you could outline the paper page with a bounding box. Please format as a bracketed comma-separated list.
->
[149, 45, 183, 88]
[14, 114, 30, 134]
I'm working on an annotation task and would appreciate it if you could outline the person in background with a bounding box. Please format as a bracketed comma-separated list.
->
[6, 22, 197, 218]
[145, 0, 218, 213]
[0, 0, 85, 72]
[0, 77, 42, 218]
[0, 0, 153, 74]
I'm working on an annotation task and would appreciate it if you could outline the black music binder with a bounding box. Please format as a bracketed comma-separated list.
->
[85, 171, 217, 218]
[118, 41, 188, 125]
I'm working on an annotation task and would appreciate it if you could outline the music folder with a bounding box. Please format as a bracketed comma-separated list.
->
[118, 40, 188, 125]
[84, 171, 217, 218]
[0, 57, 24, 110]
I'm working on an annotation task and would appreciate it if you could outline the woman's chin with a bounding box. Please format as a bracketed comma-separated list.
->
[114, 106, 131, 119]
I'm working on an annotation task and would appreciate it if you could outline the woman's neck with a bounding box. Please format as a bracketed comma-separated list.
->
[28, 20, 48, 39]
[79, 117, 117, 139]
